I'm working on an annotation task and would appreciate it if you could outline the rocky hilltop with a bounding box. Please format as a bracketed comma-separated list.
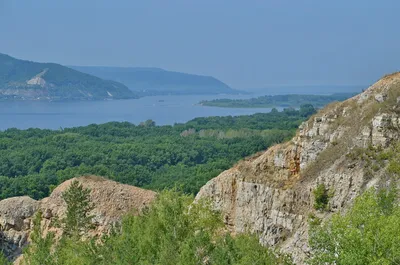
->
[0, 176, 156, 261]
[196, 72, 400, 264]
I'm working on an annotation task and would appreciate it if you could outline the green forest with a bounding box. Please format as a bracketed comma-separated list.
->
[3, 102, 399, 265]
[200, 93, 355, 108]
[0, 105, 315, 200]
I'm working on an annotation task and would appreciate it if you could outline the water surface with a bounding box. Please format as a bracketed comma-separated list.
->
[0, 94, 275, 130]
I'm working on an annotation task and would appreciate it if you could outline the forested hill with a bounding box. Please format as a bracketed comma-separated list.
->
[0, 105, 315, 200]
[0, 53, 137, 101]
[71, 66, 239, 95]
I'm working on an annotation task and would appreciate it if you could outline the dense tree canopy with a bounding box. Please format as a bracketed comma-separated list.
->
[0, 107, 313, 199]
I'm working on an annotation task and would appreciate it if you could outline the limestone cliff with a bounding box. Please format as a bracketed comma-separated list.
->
[196, 72, 400, 264]
[0, 176, 156, 262]
[0, 197, 38, 260]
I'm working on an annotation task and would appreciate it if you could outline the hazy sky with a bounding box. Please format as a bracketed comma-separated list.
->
[0, 0, 399, 89]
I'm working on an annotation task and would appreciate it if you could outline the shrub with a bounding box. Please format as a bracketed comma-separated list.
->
[23, 190, 293, 265]
[308, 187, 400, 265]
[313, 184, 330, 211]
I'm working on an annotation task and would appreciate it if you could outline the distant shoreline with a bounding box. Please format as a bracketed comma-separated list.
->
[199, 93, 356, 109]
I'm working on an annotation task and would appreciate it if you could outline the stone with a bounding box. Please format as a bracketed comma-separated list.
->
[0, 176, 157, 263]
[196, 72, 400, 265]
[0, 196, 39, 260]
[40, 176, 157, 237]
[375, 93, 387, 102]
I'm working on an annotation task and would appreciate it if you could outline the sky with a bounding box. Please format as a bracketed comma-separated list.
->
[0, 0, 399, 89]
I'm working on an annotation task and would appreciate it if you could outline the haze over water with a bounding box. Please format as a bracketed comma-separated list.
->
[0, 94, 276, 130]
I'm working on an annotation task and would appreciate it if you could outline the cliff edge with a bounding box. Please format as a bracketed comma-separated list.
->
[196, 72, 400, 264]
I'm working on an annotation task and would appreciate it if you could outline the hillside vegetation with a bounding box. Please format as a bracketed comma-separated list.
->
[0, 53, 137, 100]
[309, 187, 400, 265]
[0, 106, 313, 200]
[16, 186, 292, 265]
[71, 66, 238, 95]
[8, 175, 400, 265]
[194, 72, 400, 264]
[2, 74, 400, 265]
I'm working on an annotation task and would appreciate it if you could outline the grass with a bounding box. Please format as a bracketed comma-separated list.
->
[300, 82, 398, 181]
[227, 74, 400, 190]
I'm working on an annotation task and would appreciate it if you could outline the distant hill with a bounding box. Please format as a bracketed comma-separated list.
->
[71, 66, 239, 95]
[0, 53, 137, 101]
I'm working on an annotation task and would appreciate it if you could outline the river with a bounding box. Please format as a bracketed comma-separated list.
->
[0, 94, 276, 130]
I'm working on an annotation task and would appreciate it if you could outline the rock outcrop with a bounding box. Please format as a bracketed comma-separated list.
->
[0, 176, 156, 262]
[0, 197, 39, 260]
[196, 72, 400, 264]
[40, 176, 156, 236]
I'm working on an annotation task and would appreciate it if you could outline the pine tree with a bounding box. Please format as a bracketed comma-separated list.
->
[62, 180, 94, 238]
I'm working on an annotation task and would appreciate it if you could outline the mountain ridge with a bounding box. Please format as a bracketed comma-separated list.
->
[71, 65, 240, 95]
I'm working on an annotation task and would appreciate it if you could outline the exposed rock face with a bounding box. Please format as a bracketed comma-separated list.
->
[196, 72, 400, 264]
[0, 176, 156, 262]
[0, 197, 39, 259]
[26, 69, 49, 87]
[40, 176, 156, 236]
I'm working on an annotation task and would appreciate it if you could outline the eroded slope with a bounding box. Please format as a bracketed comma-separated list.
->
[196, 72, 400, 263]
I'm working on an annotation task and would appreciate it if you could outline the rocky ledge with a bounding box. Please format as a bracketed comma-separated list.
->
[196, 72, 400, 264]
[0, 176, 156, 262]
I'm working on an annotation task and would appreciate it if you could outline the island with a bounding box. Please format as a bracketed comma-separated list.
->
[199, 93, 356, 108]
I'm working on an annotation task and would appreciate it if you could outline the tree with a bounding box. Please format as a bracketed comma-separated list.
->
[23, 190, 292, 265]
[24, 190, 98, 265]
[62, 180, 94, 237]
[308, 187, 400, 265]
[97, 190, 291, 265]
[23, 212, 55, 265]
[139, 119, 156, 127]
[0, 110, 308, 200]
[299, 104, 316, 117]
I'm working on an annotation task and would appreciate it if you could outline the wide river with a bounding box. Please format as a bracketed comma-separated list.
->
[0, 94, 275, 130]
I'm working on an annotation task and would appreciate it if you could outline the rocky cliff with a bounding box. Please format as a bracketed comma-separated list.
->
[196, 72, 400, 264]
[0, 176, 156, 262]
